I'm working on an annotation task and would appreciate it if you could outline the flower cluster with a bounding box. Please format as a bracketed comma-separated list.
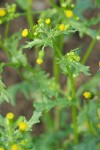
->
[66, 51, 80, 62]
[0, 112, 29, 150]
[0, 4, 17, 24]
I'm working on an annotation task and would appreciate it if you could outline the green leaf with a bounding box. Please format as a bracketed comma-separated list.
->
[15, 0, 28, 10]
[28, 110, 42, 129]
[23, 39, 45, 49]
[59, 56, 90, 77]
[0, 64, 9, 103]
[34, 97, 75, 112]
[3, 32, 28, 68]
[70, 21, 97, 39]
[71, 61, 90, 76]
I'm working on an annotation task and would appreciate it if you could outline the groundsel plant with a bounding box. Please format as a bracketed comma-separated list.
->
[0, 0, 100, 150]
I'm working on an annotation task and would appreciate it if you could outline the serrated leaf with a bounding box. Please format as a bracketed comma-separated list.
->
[23, 39, 45, 49]
[72, 61, 90, 75]
[34, 98, 75, 112]
[59, 56, 90, 76]
[0, 64, 9, 103]
[70, 21, 97, 39]
[28, 110, 42, 128]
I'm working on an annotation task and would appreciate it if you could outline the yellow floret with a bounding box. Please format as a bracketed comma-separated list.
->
[0, 148, 5, 150]
[59, 24, 65, 31]
[11, 144, 19, 150]
[36, 58, 43, 65]
[83, 92, 91, 99]
[0, 8, 6, 17]
[22, 29, 28, 37]
[18, 122, 28, 131]
[6, 112, 14, 120]
[45, 18, 51, 24]
[65, 10, 73, 18]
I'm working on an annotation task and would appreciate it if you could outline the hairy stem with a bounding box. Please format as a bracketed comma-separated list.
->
[26, 0, 34, 28]
[67, 66, 78, 144]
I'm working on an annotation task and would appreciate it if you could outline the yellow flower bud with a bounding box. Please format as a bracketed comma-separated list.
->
[45, 18, 51, 24]
[11, 144, 19, 150]
[36, 58, 43, 65]
[18, 122, 28, 131]
[59, 24, 65, 31]
[83, 92, 91, 99]
[65, 10, 73, 18]
[6, 112, 14, 120]
[22, 29, 28, 37]
[0, 8, 6, 17]
[0, 148, 5, 150]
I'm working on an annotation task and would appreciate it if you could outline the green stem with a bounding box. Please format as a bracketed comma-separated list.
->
[67, 66, 78, 144]
[26, 0, 34, 28]
[52, 39, 61, 83]
[81, 39, 96, 65]
[52, 39, 62, 130]
[5, 22, 10, 39]
[81, 29, 100, 65]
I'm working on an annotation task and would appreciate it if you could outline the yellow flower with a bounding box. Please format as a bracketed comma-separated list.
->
[36, 58, 43, 65]
[11, 144, 19, 150]
[22, 29, 28, 37]
[0, 8, 6, 17]
[18, 122, 28, 131]
[6, 112, 14, 120]
[65, 10, 73, 18]
[45, 18, 51, 24]
[59, 24, 65, 31]
[0, 148, 5, 150]
[83, 92, 91, 99]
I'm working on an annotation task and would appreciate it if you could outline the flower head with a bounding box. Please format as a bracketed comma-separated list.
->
[83, 91, 94, 99]
[45, 18, 51, 24]
[22, 29, 28, 37]
[59, 24, 65, 31]
[6, 112, 14, 120]
[0, 8, 6, 17]
[11, 144, 19, 150]
[65, 10, 73, 18]
[36, 58, 43, 65]
[18, 122, 28, 131]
